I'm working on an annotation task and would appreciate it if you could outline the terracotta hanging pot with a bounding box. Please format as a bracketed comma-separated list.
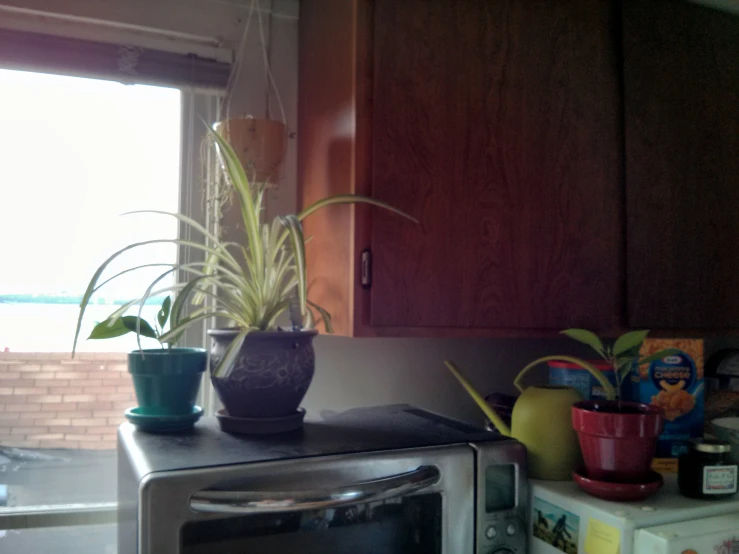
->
[214, 117, 287, 184]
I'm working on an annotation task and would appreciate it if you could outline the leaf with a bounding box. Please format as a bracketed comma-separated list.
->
[638, 348, 683, 366]
[123, 210, 243, 273]
[212, 329, 250, 379]
[304, 305, 315, 330]
[279, 215, 306, 317]
[170, 276, 210, 329]
[298, 194, 419, 224]
[158, 310, 235, 344]
[135, 267, 180, 350]
[617, 357, 637, 379]
[133, 259, 247, 349]
[92, 263, 174, 295]
[612, 330, 650, 357]
[262, 300, 290, 330]
[560, 329, 606, 356]
[72, 236, 236, 356]
[159, 307, 207, 347]
[206, 126, 264, 282]
[158, 296, 171, 328]
[73, 238, 174, 355]
[307, 300, 334, 334]
[106, 283, 187, 323]
[88, 318, 131, 340]
[121, 316, 158, 339]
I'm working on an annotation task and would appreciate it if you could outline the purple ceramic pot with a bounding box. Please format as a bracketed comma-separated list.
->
[208, 329, 317, 418]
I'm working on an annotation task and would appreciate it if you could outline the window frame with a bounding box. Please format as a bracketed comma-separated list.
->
[0, 503, 117, 531]
[180, 90, 222, 416]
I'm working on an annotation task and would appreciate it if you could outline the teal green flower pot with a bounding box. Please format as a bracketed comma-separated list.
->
[128, 348, 207, 416]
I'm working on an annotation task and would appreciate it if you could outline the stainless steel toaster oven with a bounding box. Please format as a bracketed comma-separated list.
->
[118, 404, 527, 554]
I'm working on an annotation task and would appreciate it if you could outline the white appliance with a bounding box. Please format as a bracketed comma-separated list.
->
[529, 475, 739, 554]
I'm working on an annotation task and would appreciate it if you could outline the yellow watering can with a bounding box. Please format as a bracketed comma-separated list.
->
[445, 357, 615, 481]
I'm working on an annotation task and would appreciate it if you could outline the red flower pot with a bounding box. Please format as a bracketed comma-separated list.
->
[572, 400, 664, 483]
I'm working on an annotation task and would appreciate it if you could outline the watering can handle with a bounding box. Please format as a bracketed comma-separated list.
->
[513, 355, 616, 400]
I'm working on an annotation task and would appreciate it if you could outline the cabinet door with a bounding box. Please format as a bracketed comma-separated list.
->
[624, 0, 739, 329]
[369, 0, 623, 329]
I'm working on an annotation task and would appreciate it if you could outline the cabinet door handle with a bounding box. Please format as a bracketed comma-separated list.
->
[189, 465, 439, 514]
[361, 249, 372, 288]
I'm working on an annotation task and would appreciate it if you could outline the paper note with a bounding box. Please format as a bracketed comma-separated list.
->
[585, 518, 620, 554]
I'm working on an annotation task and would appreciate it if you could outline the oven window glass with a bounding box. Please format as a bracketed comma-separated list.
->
[181, 493, 442, 554]
[485, 464, 516, 512]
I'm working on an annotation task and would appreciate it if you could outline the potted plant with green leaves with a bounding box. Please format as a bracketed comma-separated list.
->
[74, 282, 207, 432]
[75, 126, 415, 433]
[202, 128, 415, 431]
[81, 295, 206, 427]
[446, 330, 679, 487]
[561, 329, 679, 486]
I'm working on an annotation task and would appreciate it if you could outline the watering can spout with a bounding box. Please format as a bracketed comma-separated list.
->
[443, 360, 512, 437]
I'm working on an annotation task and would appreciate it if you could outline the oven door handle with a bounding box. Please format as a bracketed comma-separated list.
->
[189, 465, 440, 514]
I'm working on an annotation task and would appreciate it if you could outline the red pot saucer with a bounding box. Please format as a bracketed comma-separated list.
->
[573, 469, 664, 502]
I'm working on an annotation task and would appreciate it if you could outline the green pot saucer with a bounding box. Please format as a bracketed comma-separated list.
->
[124, 406, 203, 433]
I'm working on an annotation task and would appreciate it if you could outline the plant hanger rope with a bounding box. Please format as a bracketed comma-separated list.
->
[223, 0, 287, 127]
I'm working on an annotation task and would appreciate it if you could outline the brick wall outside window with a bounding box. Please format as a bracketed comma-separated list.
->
[0, 353, 134, 450]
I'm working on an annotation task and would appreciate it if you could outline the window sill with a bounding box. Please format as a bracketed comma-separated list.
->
[0, 502, 116, 530]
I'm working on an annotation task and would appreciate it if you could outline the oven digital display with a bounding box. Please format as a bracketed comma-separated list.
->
[485, 464, 516, 512]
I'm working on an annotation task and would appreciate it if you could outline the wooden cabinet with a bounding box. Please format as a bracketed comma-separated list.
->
[623, 0, 739, 329]
[299, 0, 623, 336]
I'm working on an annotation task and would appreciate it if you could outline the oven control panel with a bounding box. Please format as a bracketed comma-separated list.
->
[479, 512, 526, 554]
[472, 440, 528, 554]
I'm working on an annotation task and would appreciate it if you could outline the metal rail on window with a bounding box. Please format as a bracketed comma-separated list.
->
[0, 503, 117, 531]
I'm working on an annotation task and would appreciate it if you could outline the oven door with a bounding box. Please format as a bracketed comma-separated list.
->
[140, 444, 474, 554]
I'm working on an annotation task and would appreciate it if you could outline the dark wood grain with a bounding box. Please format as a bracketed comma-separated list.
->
[623, 0, 739, 329]
[369, 0, 623, 329]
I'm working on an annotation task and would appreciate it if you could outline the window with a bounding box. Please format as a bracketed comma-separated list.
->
[0, 67, 217, 552]
[0, 68, 181, 353]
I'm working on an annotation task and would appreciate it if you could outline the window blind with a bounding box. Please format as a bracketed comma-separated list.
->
[0, 27, 230, 90]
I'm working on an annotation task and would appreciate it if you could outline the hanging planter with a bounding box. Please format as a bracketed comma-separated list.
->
[214, 117, 287, 184]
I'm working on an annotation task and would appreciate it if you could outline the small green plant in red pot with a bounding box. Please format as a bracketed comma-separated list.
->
[572, 400, 664, 482]
[563, 329, 680, 483]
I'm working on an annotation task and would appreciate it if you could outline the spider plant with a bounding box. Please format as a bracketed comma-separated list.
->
[73, 126, 417, 377]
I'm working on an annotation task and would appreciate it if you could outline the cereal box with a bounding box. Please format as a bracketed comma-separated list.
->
[639, 339, 704, 472]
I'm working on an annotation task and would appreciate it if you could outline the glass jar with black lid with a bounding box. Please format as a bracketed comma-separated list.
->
[678, 438, 738, 499]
